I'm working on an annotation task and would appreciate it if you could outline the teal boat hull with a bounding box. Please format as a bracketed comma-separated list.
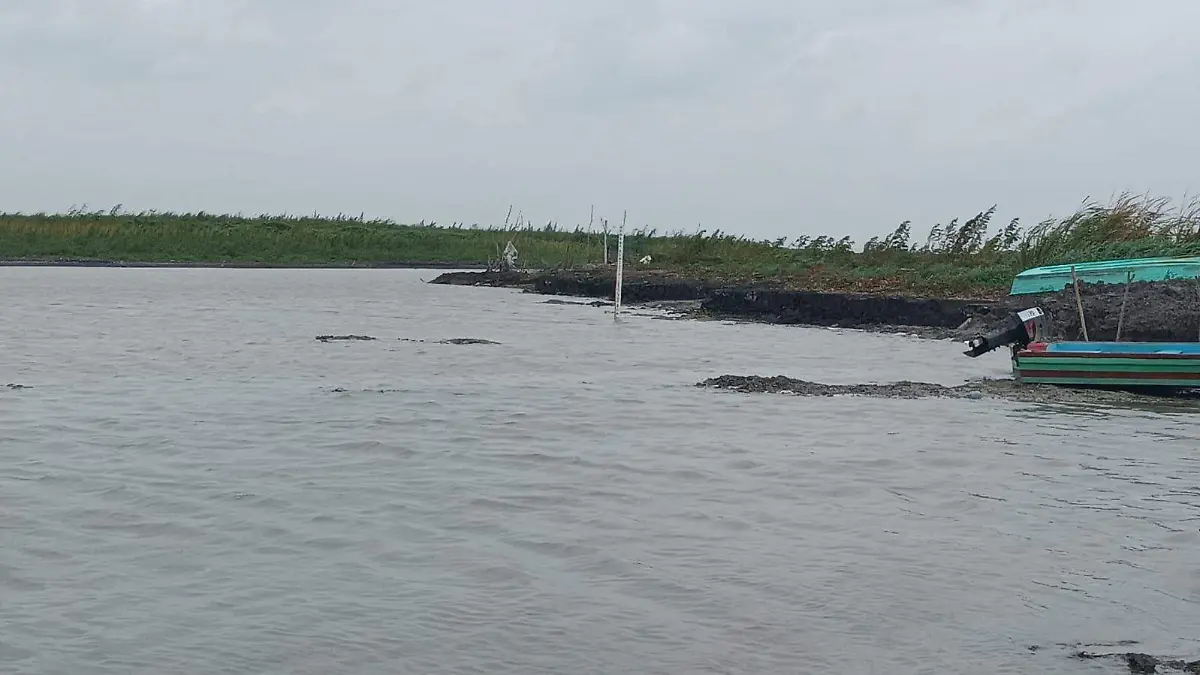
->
[1009, 256, 1200, 295]
[1013, 341, 1200, 389]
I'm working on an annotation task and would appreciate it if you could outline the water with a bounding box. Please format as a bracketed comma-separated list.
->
[2, 268, 1198, 674]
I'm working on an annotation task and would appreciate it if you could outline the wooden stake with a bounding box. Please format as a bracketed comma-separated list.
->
[1116, 271, 1132, 341]
[1070, 265, 1089, 341]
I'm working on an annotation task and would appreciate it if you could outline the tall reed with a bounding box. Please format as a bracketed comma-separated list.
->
[2, 192, 1197, 296]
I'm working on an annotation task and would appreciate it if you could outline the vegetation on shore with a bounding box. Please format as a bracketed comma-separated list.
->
[2, 193, 1198, 296]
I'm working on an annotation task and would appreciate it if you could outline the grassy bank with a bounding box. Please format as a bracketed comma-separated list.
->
[3, 194, 1199, 296]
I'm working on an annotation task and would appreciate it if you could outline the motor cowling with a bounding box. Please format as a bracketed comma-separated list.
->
[962, 307, 1045, 358]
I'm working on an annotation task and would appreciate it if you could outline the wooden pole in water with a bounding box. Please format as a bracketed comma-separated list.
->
[1116, 271, 1132, 341]
[614, 211, 626, 321]
[1070, 265, 1089, 341]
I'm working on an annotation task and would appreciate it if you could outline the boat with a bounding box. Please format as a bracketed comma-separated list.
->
[1009, 255, 1200, 296]
[1013, 341, 1200, 388]
[962, 307, 1200, 390]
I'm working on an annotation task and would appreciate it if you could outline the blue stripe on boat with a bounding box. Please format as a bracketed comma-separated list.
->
[1044, 341, 1200, 355]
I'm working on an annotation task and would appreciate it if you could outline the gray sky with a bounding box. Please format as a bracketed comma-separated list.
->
[3, 1, 1199, 242]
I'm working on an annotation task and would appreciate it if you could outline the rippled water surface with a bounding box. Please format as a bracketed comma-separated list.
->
[3, 268, 1199, 674]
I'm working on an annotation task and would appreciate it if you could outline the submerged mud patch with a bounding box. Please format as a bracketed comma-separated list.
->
[328, 387, 407, 394]
[398, 337, 501, 345]
[1074, 649, 1200, 673]
[699, 374, 1200, 409]
[541, 299, 595, 306]
[316, 335, 500, 345]
[701, 375, 981, 399]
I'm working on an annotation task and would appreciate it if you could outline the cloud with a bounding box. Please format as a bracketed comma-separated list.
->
[801, 1, 1200, 153]
[2, 0, 1199, 239]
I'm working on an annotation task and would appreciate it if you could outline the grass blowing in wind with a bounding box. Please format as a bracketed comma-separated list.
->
[2, 192, 1199, 297]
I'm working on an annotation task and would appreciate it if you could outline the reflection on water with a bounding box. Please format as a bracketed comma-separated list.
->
[1, 268, 1198, 674]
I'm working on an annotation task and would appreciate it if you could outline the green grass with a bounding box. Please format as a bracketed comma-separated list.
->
[4, 192, 1200, 297]
[0, 208, 614, 268]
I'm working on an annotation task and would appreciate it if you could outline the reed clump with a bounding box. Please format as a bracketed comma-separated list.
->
[1, 192, 1197, 296]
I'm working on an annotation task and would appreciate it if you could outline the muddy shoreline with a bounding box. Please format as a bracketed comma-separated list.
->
[430, 269, 1200, 343]
[430, 269, 993, 338]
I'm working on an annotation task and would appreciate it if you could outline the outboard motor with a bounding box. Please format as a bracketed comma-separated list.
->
[962, 307, 1046, 358]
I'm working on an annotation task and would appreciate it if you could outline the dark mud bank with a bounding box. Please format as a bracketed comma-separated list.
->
[533, 271, 716, 303]
[429, 269, 719, 302]
[432, 269, 714, 302]
[430, 270, 988, 332]
[430, 270, 1200, 342]
[426, 270, 537, 288]
[703, 287, 990, 329]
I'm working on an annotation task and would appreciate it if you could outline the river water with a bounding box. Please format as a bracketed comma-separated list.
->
[2, 268, 1198, 674]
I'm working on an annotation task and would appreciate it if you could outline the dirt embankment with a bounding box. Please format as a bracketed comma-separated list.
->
[967, 278, 1200, 343]
[532, 270, 716, 303]
[430, 270, 990, 334]
[429, 269, 715, 301]
[701, 287, 991, 330]
[425, 270, 538, 288]
[429, 270, 1200, 343]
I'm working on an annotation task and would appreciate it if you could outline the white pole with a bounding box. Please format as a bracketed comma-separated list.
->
[614, 211, 626, 321]
[603, 218, 609, 265]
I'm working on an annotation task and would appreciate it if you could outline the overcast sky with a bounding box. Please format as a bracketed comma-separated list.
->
[2, 1, 1199, 242]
